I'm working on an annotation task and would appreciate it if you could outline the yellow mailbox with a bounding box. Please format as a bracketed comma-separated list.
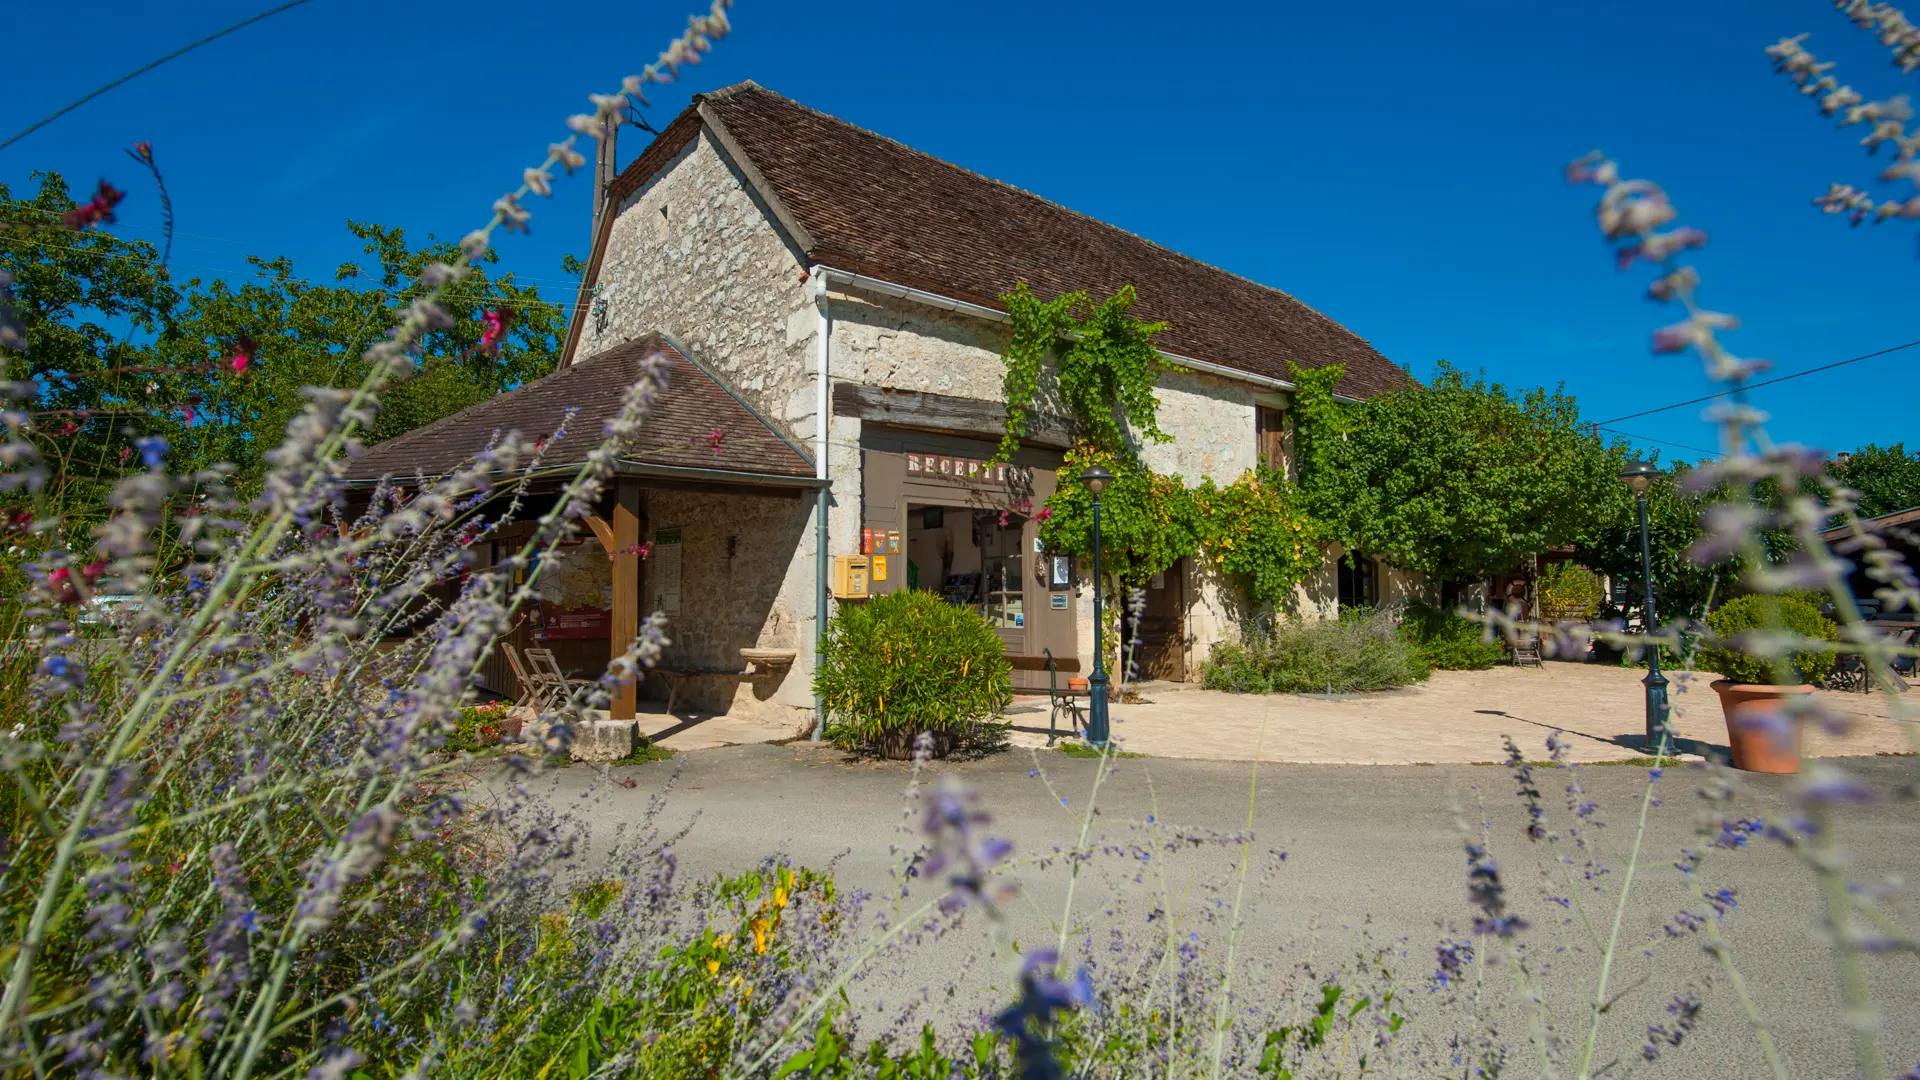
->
[832, 554, 871, 599]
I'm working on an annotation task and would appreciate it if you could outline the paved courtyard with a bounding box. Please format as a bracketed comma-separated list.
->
[1003, 662, 1918, 763]
[622, 659, 1918, 765]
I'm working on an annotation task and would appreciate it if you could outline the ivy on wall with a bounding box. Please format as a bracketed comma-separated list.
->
[996, 282, 1322, 612]
[996, 282, 1170, 462]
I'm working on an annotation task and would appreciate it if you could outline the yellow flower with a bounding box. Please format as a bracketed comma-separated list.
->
[707, 958, 721, 975]
[751, 917, 771, 955]
[772, 886, 789, 909]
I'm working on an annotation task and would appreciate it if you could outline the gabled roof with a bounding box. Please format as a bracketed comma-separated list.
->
[346, 335, 815, 484]
[1821, 503, 1920, 541]
[582, 82, 1413, 399]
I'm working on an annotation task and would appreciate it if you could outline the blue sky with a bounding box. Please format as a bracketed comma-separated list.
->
[5, 0, 1916, 464]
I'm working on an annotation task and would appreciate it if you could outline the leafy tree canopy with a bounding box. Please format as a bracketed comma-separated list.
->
[1, 171, 568, 508]
[1292, 360, 1624, 581]
[1572, 460, 1739, 621]
[1829, 442, 1920, 520]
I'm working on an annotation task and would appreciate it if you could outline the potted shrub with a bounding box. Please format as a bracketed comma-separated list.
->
[814, 590, 1013, 758]
[1699, 594, 1839, 773]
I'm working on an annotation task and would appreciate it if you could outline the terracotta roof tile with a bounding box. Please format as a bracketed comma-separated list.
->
[347, 335, 814, 482]
[611, 82, 1413, 399]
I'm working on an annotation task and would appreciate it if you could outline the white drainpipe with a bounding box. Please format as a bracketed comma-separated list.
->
[811, 267, 831, 741]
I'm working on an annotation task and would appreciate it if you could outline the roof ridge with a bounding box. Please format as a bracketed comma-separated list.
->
[715, 84, 1376, 347]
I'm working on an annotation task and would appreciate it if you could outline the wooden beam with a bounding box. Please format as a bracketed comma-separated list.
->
[584, 515, 616, 555]
[830, 383, 1076, 451]
[609, 480, 643, 720]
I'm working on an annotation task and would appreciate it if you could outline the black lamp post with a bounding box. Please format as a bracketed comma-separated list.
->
[1081, 464, 1114, 748]
[1618, 460, 1670, 750]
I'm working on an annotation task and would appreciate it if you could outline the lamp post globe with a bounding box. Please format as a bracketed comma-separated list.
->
[1080, 465, 1115, 748]
[1618, 460, 1670, 751]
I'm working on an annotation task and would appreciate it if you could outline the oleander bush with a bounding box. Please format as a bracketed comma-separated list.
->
[1202, 606, 1429, 693]
[815, 589, 1013, 754]
[1539, 561, 1605, 622]
[1700, 593, 1839, 685]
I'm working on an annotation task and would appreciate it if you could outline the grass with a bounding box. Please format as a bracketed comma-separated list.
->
[615, 736, 675, 764]
[1055, 741, 1146, 759]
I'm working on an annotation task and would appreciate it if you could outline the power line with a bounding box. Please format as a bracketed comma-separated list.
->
[1596, 426, 1720, 458]
[1596, 339, 1920, 425]
[1, 0, 317, 152]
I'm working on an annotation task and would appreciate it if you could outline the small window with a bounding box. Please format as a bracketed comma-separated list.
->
[1255, 406, 1287, 473]
[1337, 554, 1377, 611]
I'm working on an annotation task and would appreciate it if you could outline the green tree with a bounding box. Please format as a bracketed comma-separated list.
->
[0, 173, 184, 515]
[1829, 442, 1920, 519]
[1292, 360, 1624, 582]
[0, 171, 567, 495]
[1573, 460, 1737, 621]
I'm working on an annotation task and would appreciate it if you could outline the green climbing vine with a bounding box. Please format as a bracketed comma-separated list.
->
[996, 282, 1323, 612]
[995, 283, 1170, 463]
[1193, 469, 1323, 610]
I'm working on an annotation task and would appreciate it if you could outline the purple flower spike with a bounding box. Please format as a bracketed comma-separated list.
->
[1799, 763, 1874, 806]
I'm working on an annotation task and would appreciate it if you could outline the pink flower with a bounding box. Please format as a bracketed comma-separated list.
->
[706, 428, 725, 453]
[228, 333, 256, 374]
[62, 179, 125, 230]
[1036, 507, 1052, 522]
[479, 308, 511, 355]
[998, 510, 1011, 526]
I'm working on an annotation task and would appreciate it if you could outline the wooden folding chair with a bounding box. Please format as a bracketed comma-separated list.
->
[502, 644, 552, 709]
[524, 647, 594, 705]
[1509, 633, 1544, 668]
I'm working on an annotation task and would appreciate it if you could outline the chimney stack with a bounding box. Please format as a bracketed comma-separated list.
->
[591, 117, 618, 246]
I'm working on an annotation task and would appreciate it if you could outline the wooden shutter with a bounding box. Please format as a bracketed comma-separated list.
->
[1255, 406, 1287, 472]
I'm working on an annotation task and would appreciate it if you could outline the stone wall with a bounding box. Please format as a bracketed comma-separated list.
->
[641, 486, 814, 730]
[587, 132, 816, 444]
[1137, 368, 1261, 481]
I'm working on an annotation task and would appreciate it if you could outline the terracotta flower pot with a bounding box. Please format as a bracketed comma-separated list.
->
[1068, 677, 1090, 692]
[1709, 680, 1812, 774]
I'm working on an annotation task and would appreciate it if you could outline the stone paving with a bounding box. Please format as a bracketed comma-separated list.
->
[598, 660, 1918, 765]
[1002, 661, 1919, 764]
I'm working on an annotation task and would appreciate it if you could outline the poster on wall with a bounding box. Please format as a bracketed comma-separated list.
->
[653, 527, 683, 615]
[533, 540, 613, 640]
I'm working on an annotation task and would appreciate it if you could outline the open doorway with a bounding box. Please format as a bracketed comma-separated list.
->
[906, 505, 1029, 656]
[1122, 558, 1187, 682]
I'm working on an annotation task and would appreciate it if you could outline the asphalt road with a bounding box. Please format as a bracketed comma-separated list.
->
[502, 744, 1920, 1078]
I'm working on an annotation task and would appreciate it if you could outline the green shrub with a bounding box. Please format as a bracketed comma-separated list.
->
[815, 590, 1013, 750]
[1700, 593, 1839, 684]
[1202, 607, 1429, 694]
[449, 700, 512, 752]
[1401, 602, 1505, 670]
[1538, 562, 1604, 622]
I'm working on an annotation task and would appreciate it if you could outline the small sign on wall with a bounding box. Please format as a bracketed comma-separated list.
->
[653, 527, 683, 615]
[1051, 593, 1068, 610]
[1048, 555, 1073, 590]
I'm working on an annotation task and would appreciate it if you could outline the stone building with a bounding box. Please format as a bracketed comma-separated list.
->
[353, 81, 1421, 732]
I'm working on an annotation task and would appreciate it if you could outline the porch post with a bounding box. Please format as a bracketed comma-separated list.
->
[610, 478, 642, 720]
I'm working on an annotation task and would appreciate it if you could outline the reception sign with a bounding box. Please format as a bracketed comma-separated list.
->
[904, 454, 1032, 488]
